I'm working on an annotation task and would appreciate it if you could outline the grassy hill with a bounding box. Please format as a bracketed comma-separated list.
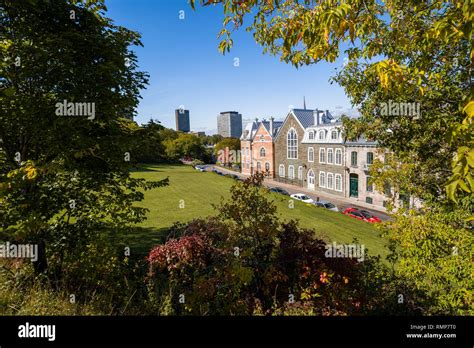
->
[128, 164, 388, 258]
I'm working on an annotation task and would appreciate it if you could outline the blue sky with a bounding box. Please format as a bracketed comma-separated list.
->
[105, 0, 354, 133]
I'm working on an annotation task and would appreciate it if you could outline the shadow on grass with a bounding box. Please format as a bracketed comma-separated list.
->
[107, 226, 171, 257]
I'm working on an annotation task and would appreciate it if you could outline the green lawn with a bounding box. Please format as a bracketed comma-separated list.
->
[128, 164, 388, 258]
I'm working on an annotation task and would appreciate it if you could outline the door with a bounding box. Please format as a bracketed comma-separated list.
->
[349, 174, 358, 197]
[307, 170, 315, 190]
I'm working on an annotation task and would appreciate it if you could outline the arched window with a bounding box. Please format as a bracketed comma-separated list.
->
[319, 130, 325, 140]
[335, 149, 342, 165]
[335, 174, 342, 191]
[319, 171, 326, 188]
[331, 130, 337, 140]
[260, 147, 266, 157]
[279, 164, 285, 177]
[308, 169, 315, 189]
[327, 148, 334, 164]
[288, 165, 295, 179]
[265, 162, 270, 172]
[287, 128, 298, 159]
[319, 148, 326, 163]
[298, 166, 303, 180]
[308, 131, 314, 140]
[257, 162, 261, 172]
[327, 173, 334, 190]
[308, 147, 314, 162]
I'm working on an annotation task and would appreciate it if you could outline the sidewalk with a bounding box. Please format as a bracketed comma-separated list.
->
[207, 165, 391, 221]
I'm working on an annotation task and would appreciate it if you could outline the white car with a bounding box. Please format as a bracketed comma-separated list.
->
[194, 165, 206, 172]
[314, 200, 339, 212]
[290, 193, 314, 204]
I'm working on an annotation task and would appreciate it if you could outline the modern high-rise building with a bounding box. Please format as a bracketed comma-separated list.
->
[175, 109, 190, 132]
[217, 111, 242, 138]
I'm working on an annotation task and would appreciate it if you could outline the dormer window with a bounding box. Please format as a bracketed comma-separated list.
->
[319, 131, 325, 140]
[331, 130, 337, 140]
[308, 131, 314, 140]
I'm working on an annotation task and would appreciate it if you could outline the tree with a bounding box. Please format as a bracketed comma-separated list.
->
[214, 137, 240, 166]
[0, 0, 167, 277]
[164, 133, 207, 161]
[190, 0, 472, 207]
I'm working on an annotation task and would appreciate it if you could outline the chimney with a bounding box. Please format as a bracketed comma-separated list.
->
[325, 110, 330, 123]
[314, 109, 319, 126]
[269, 117, 274, 136]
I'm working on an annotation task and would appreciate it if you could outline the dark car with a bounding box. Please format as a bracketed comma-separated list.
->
[269, 187, 289, 196]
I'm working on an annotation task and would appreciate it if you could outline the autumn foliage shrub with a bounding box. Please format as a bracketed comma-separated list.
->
[147, 173, 417, 315]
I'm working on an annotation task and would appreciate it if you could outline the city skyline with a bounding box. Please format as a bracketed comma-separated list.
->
[105, 0, 355, 134]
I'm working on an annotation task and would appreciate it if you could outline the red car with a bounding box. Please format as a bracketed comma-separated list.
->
[342, 208, 381, 223]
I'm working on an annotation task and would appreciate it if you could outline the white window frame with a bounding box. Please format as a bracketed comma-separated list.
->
[335, 174, 342, 192]
[327, 172, 334, 190]
[331, 130, 337, 140]
[298, 166, 303, 180]
[260, 147, 266, 157]
[287, 128, 298, 159]
[265, 162, 270, 172]
[319, 130, 325, 140]
[335, 149, 342, 165]
[319, 148, 326, 164]
[308, 131, 314, 140]
[308, 147, 314, 162]
[279, 164, 285, 177]
[288, 165, 295, 179]
[319, 171, 326, 188]
[327, 148, 334, 164]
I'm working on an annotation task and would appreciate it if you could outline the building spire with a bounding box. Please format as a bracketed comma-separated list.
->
[303, 96, 306, 110]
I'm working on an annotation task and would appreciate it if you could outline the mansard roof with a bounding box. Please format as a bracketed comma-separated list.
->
[240, 121, 258, 141]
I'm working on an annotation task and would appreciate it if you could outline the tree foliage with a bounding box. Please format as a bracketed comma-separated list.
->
[0, 0, 167, 276]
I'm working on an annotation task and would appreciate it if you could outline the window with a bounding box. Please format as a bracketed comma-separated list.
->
[260, 135, 265, 141]
[288, 165, 295, 179]
[265, 162, 270, 172]
[327, 148, 334, 164]
[279, 164, 285, 177]
[260, 147, 266, 157]
[308, 147, 314, 162]
[308, 131, 314, 140]
[298, 166, 303, 180]
[319, 148, 326, 163]
[287, 128, 298, 159]
[335, 149, 342, 165]
[257, 162, 261, 172]
[366, 176, 373, 192]
[366, 197, 373, 204]
[384, 183, 391, 196]
[319, 131, 325, 140]
[327, 173, 334, 190]
[335, 174, 342, 192]
[331, 130, 337, 140]
[351, 151, 358, 166]
[319, 171, 326, 188]
[367, 152, 374, 165]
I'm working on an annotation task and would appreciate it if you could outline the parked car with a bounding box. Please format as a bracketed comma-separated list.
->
[230, 174, 239, 180]
[342, 207, 381, 223]
[290, 193, 314, 204]
[314, 200, 339, 212]
[359, 209, 382, 223]
[269, 187, 289, 196]
[194, 165, 206, 172]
